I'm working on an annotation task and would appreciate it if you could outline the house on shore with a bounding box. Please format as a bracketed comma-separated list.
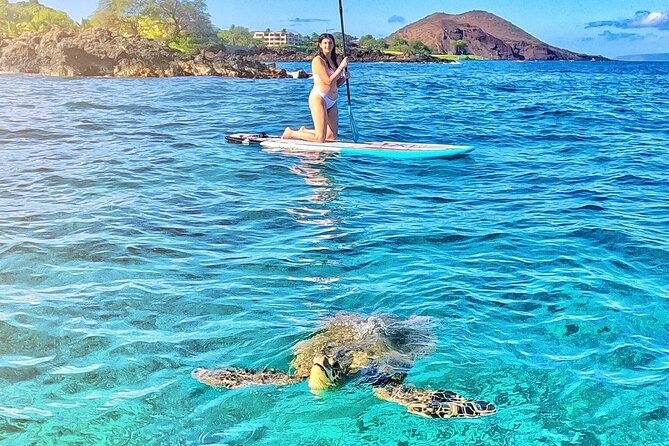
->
[252, 30, 303, 47]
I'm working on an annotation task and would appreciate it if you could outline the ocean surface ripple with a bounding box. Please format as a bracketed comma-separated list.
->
[1, 61, 667, 445]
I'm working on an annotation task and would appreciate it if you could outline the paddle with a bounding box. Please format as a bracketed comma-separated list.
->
[338, 0, 360, 142]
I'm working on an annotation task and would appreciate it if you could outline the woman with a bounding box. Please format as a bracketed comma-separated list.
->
[282, 33, 349, 142]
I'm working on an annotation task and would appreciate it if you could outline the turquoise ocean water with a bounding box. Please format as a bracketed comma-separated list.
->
[1, 61, 667, 445]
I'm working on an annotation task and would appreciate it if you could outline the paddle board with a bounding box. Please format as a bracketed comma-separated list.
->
[226, 133, 474, 159]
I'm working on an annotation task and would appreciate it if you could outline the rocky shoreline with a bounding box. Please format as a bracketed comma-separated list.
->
[233, 47, 454, 64]
[0, 28, 287, 78]
[0, 28, 459, 79]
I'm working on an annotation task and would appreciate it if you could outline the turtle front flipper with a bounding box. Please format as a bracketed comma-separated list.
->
[192, 368, 302, 389]
[374, 384, 496, 418]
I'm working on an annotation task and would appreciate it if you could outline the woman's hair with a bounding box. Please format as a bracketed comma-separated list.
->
[317, 33, 338, 69]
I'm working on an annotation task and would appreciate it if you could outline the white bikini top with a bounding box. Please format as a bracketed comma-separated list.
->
[312, 57, 339, 82]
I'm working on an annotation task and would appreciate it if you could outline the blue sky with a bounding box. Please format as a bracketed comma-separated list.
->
[25, 1, 669, 58]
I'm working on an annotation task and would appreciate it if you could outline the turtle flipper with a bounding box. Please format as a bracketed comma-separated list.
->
[374, 384, 496, 418]
[192, 368, 302, 389]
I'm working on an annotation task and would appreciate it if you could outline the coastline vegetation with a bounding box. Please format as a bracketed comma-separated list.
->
[0, 0, 218, 54]
[0, 0, 76, 36]
[87, 0, 217, 54]
[431, 53, 486, 61]
[0, 0, 472, 58]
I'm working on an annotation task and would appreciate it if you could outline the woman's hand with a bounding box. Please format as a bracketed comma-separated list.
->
[337, 70, 349, 87]
[339, 57, 349, 69]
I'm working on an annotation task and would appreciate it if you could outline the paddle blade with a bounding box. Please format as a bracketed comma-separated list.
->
[348, 104, 360, 142]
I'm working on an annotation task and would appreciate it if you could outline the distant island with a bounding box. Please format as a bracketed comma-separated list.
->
[616, 53, 669, 62]
[0, 1, 613, 78]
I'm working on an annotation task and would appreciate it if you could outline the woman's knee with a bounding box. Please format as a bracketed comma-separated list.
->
[313, 127, 328, 143]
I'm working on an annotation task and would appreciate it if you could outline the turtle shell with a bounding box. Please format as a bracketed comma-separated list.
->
[289, 313, 436, 378]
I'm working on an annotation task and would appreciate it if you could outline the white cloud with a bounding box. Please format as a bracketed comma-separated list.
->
[586, 10, 669, 30]
[631, 11, 668, 28]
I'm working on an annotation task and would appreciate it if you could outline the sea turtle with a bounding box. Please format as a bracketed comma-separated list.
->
[192, 313, 496, 419]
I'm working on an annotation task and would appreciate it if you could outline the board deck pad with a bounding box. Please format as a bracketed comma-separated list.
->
[225, 132, 279, 145]
[226, 133, 474, 159]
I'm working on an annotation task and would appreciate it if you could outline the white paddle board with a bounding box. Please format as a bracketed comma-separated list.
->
[261, 139, 473, 159]
[226, 133, 473, 159]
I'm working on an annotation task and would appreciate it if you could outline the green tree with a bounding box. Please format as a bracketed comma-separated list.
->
[137, 14, 170, 40]
[90, 0, 145, 35]
[91, 0, 216, 52]
[302, 34, 317, 53]
[1, 0, 77, 37]
[218, 24, 253, 46]
[358, 34, 387, 51]
[407, 39, 431, 56]
[390, 37, 408, 53]
[28, 7, 75, 31]
[452, 39, 468, 55]
[0, 0, 8, 33]
[249, 38, 266, 48]
[332, 31, 356, 48]
[145, 0, 214, 41]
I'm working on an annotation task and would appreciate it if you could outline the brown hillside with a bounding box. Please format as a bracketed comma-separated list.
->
[455, 11, 540, 42]
[387, 10, 606, 61]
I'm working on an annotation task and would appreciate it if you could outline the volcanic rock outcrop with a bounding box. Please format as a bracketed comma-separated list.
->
[0, 27, 287, 78]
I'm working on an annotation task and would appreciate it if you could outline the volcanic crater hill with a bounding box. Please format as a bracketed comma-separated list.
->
[388, 10, 607, 61]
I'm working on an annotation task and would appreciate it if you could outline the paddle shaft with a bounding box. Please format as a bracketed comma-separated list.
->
[337, 0, 352, 105]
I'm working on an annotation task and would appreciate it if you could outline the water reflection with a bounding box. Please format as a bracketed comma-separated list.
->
[272, 150, 345, 285]
[281, 152, 341, 228]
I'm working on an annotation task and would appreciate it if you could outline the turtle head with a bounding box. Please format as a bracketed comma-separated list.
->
[308, 355, 345, 391]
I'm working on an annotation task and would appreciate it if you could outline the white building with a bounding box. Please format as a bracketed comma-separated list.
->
[252, 30, 303, 47]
